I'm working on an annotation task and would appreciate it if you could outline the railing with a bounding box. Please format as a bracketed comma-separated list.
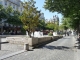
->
[8, 0, 20, 6]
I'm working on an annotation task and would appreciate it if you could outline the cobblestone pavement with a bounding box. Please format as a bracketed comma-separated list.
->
[2, 36, 78, 60]
[0, 38, 24, 57]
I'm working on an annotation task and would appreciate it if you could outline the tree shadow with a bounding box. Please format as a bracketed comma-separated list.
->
[62, 37, 71, 39]
[41, 45, 70, 50]
[75, 38, 80, 49]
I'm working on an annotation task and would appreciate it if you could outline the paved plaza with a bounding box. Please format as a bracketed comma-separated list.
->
[0, 36, 80, 60]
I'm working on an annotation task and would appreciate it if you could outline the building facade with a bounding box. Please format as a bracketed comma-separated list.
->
[53, 15, 59, 26]
[45, 15, 59, 26]
[39, 13, 45, 20]
[0, 0, 24, 13]
[0, 0, 45, 35]
[0, 0, 24, 35]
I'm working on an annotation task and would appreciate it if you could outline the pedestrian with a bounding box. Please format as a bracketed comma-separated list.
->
[67, 32, 69, 36]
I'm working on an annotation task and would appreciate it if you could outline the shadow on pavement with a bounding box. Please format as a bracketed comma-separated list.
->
[40, 45, 70, 50]
[62, 37, 71, 39]
[75, 38, 80, 49]
[0, 42, 9, 44]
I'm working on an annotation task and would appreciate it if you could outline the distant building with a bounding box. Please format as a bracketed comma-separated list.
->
[0, 0, 24, 35]
[45, 15, 59, 26]
[39, 13, 45, 20]
[53, 15, 59, 26]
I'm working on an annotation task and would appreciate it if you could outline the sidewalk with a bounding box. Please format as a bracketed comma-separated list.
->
[0, 36, 77, 60]
[0, 36, 80, 60]
[73, 36, 80, 60]
[0, 38, 24, 57]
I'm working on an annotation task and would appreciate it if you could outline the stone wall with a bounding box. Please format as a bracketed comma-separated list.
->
[6, 36, 63, 47]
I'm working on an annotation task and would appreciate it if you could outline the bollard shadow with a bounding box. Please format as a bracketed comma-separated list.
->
[41, 45, 70, 50]
[0, 42, 9, 44]
[28, 49, 34, 51]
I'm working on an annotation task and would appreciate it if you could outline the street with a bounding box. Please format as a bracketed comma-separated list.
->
[2, 36, 79, 60]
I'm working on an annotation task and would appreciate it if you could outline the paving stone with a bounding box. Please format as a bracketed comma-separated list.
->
[2, 36, 78, 60]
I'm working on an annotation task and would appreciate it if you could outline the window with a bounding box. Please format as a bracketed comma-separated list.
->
[9, 2, 11, 6]
[16, 6, 18, 11]
[21, 8, 22, 11]
[13, 4, 15, 9]
[5, 0, 7, 5]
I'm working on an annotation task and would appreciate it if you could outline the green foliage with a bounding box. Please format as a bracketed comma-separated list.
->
[0, 4, 23, 35]
[54, 24, 59, 31]
[62, 18, 69, 30]
[38, 19, 46, 30]
[21, 27, 26, 35]
[46, 23, 54, 30]
[44, 0, 80, 17]
[5, 6, 22, 25]
[0, 5, 23, 33]
[6, 6, 13, 14]
[46, 22, 59, 31]
[48, 32, 53, 36]
[59, 24, 64, 30]
[0, 5, 8, 21]
[23, 25, 28, 30]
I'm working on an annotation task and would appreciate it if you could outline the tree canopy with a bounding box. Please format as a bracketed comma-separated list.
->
[38, 19, 46, 30]
[6, 6, 22, 25]
[44, 0, 80, 17]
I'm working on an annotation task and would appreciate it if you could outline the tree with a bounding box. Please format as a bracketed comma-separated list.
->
[44, 0, 80, 17]
[0, 5, 8, 33]
[38, 19, 46, 30]
[44, 0, 80, 33]
[6, 6, 22, 26]
[0, 5, 7, 21]
[46, 23, 55, 31]
[20, 0, 41, 37]
[61, 18, 69, 30]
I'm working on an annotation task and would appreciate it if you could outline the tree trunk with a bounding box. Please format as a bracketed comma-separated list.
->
[76, 24, 80, 38]
[27, 23, 31, 38]
[27, 31, 31, 38]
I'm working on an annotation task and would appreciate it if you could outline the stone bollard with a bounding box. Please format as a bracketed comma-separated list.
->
[24, 43, 29, 51]
[0, 38, 1, 50]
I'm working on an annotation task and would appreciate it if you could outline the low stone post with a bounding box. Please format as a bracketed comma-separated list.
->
[24, 43, 29, 51]
[0, 37, 1, 50]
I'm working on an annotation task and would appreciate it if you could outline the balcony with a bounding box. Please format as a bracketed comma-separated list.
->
[8, 0, 20, 6]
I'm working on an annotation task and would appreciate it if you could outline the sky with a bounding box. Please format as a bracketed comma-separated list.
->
[21, 0, 63, 23]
